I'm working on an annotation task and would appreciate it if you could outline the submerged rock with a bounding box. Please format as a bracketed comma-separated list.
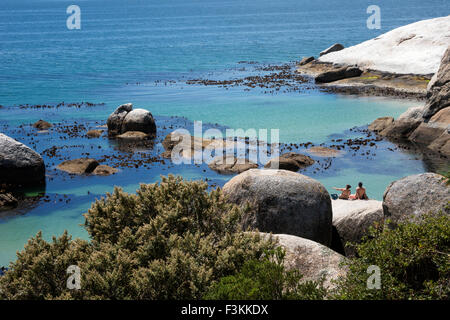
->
[86, 129, 103, 138]
[117, 131, 149, 140]
[332, 199, 384, 256]
[223, 169, 333, 246]
[57, 158, 99, 175]
[307, 146, 342, 157]
[0, 192, 18, 210]
[261, 233, 347, 289]
[0, 133, 45, 187]
[33, 120, 52, 130]
[264, 152, 314, 171]
[208, 155, 257, 174]
[383, 173, 450, 225]
[92, 165, 118, 176]
[319, 43, 344, 57]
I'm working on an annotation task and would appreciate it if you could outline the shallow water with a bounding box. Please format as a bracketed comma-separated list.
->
[1, 0, 449, 265]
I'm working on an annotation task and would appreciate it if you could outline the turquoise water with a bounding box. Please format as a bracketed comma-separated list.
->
[1, 0, 449, 265]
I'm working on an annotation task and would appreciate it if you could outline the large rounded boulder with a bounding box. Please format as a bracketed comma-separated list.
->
[122, 109, 156, 136]
[383, 173, 450, 225]
[261, 233, 347, 289]
[107, 103, 133, 136]
[223, 169, 333, 246]
[0, 133, 45, 187]
[107, 103, 156, 137]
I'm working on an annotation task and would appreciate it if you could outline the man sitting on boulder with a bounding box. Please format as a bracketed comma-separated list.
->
[354, 182, 369, 200]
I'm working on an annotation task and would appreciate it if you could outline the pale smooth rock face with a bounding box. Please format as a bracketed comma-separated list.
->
[261, 233, 347, 289]
[122, 109, 156, 136]
[319, 16, 450, 75]
[0, 133, 45, 187]
[223, 169, 333, 246]
[383, 173, 450, 225]
[332, 199, 384, 257]
[368, 117, 394, 132]
[107, 103, 133, 136]
[319, 43, 344, 57]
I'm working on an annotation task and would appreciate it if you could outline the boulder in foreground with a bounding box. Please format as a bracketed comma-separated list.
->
[261, 233, 347, 289]
[223, 169, 333, 246]
[0, 133, 45, 187]
[383, 173, 449, 225]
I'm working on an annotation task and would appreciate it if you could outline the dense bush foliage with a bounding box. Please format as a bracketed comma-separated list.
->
[332, 208, 450, 300]
[0, 175, 275, 299]
[204, 247, 327, 300]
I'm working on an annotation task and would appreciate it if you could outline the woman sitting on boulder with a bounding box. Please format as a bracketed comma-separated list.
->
[332, 185, 352, 200]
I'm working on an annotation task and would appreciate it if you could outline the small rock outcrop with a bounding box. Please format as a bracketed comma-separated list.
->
[261, 233, 347, 289]
[307, 146, 342, 157]
[86, 130, 103, 138]
[299, 56, 315, 65]
[264, 152, 314, 171]
[332, 199, 384, 256]
[319, 43, 344, 57]
[372, 47, 450, 157]
[368, 117, 394, 132]
[57, 158, 117, 176]
[33, 120, 52, 130]
[0, 133, 45, 187]
[383, 173, 449, 225]
[117, 131, 149, 140]
[107, 103, 156, 137]
[223, 169, 333, 246]
[315, 66, 363, 83]
[92, 165, 118, 176]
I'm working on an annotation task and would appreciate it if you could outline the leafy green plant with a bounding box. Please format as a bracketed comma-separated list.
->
[331, 209, 450, 300]
[204, 247, 327, 300]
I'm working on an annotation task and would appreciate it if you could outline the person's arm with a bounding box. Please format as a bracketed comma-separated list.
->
[333, 187, 345, 191]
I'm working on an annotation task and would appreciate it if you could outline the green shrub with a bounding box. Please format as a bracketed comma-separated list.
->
[331, 209, 450, 300]
[0, 175, 275, 300]
[204, 247, 327, 300]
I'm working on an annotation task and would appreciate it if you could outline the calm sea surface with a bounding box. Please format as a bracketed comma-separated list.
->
[0, 0, 449, 265]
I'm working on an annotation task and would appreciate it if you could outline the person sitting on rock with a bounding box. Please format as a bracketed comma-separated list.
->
[355, 182, 369, 200]
[333, 185, 352, 200]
